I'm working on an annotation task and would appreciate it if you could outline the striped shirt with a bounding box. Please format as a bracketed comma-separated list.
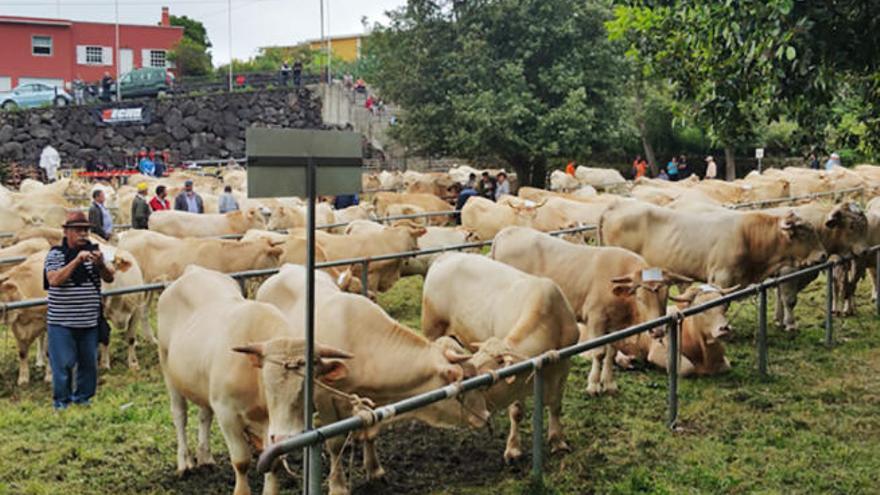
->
[44, 249, 101, 328]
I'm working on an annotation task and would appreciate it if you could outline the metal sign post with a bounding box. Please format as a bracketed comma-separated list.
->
[246, 128, 361, 494]
[755, 147, 764, 173]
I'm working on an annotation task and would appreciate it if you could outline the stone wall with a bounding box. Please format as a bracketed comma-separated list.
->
[0, 88, 324, 168]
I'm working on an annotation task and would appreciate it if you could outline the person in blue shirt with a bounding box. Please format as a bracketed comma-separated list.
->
[138, 156, 156, 177]
[453, 183, 478, 225]
[825, 152, 841, 171]
[333, 193, 359, 210]
[666, 157, 679, 182]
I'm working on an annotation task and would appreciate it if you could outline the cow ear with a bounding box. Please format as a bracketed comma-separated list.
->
[612, 283, 637, 297]
[232, 343, 265, 368]
[113, 256, 132, 273]
[318, 360, 348, 383]
[824, 210, 841, 229]
[441, 365, 463, 384]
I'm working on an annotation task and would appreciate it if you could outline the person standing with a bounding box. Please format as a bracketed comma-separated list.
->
[666, 157, 679, 182]
[88, 189, 113, 241]
[825, 152, 841, 171]
[704, 155, 717, 180]
[809, 153, 820, 170]
[453, 183, 478, 225]
[280, 61, 291, 86]
[72, 75, 85, 105]
[632, 155, 648, 180]
[478, 171, 496, 200]
[566, 161, 576, 176]
[150, 185, 171, 211]
[218, 185, 239, 214]
[174, 180, 204, 213]
[44, 211, 114, 410]
[495, 172, 511, 200]
[131, 182, 151, 229]
[677, 155, 690, 179]
[292, 60, 303, 87]
[100, 72, 114, 102]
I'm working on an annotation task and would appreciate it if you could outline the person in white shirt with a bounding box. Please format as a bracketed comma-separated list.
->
[495, 172, 511, 200]
[704, 155, 717, 180]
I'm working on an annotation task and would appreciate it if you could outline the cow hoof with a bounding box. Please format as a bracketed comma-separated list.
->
[366, 466, 386, 481]
[602, 382, 619, 394]
[784, 325, 798, 333]
[129, 361, 140, 372]
[17, 377, 29, 386]
[503, 447, 523, 464]
[550, 439, 571, 455]
[196, 455, 216, 467]
[586, 383, 601, 396]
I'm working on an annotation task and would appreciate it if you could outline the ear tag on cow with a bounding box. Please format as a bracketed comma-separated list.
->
[100, 245, 116, 264]
[336, 272, 346, 286]
[699, 284, 718, 293]
[523, 200, 536, 208]
[641, 268, 663, 282]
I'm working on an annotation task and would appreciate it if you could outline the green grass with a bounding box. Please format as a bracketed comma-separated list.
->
[1, 274, 879, 494]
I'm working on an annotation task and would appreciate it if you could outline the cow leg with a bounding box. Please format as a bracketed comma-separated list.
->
[587, 353, 602, 396]
[779, 281, 798, 332]
[34, 332, 46, 368]
[362, 427, 386, 481]
[315, 397, 350, 495]
[646, 340, 696, 377]
[16, 338, 30, 386]
[98, 342, 111, 370]
[599, 345, 618, 394]
[196, 406, 216, 466]
[546, 362, 571, 454]
[774, 285, 785, 328]
[580, 319, 605, 396]
[503, 401, 524, 464]
[614, 350, 637, 370]
[127, 311, 140, 371]
[214, 408, 253, 495]
[869, 265, 879, 302]
[166, 386, 194, 475]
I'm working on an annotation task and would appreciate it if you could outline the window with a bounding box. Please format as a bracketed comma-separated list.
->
[32, 36, 52, 56]
[86, 46, 104, 64]
[149, 50, 166, 68]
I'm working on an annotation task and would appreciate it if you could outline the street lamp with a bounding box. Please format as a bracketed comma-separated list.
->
[115, 0, 120, 102]
[245, 127, 362, 495]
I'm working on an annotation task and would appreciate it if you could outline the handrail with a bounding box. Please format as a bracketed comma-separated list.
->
[255, 246, 880, 476]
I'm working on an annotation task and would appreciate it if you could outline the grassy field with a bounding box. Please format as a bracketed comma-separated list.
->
[1, 273, 879, 494]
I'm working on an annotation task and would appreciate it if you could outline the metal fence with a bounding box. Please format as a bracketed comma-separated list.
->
[725, 186, 866, 209]
[255, 246, 880, 492]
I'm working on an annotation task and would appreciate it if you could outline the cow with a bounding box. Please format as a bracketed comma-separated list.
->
[98, 245, 151, 370]
[266, 202, 335, 231]
[462, 196, 600, 242]
[331, 203, 375, 233]
[615, 284, 736, 376]
[289, 223, 426, 293]
[117, 230, 283, 283]
[403, 170, 457, 198]
[865, 197, 880, 302]
[256, 264, 490, 494]
[401, 226, 480, 276]
[764, 202, 868, 330]
[574, 166, 626, 190]
[343, 219, 386, 235]
[148, 209, 267, 238]
[157, 265, 353, 495]
[599, 200, 827, 288]
[0, 251, 50, 385]
[0, 238, 50, 272]
[490, 226, 690, 394]
[549, 170, 580, 191]
[371, 192, 452, 225]
[422, 252, 581, 463]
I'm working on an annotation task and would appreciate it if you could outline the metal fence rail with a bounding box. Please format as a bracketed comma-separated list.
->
[0, 224, 596, 311]
[255, 245, 880, 492]
[726, 187, 865, 210]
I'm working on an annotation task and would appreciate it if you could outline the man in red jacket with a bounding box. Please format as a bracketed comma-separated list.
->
[149, 185, 170, 212]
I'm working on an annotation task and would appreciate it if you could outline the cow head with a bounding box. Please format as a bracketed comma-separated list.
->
[823, 202, 868, 256]
[610, 268, 693, 338]
[670, 285, 737, 344]
[779, 211, 828, 267]
[232, 338, 353, 446]
[242, 207, 267, 230]
[466, 337, 522, 385]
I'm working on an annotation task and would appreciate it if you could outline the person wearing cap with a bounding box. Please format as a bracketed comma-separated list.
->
[150, 185, 171, 211]
[131, 182, 152, 229]
[174, 180, 204, 214]
[704, 155, 717, 180]
[44, 211, 114, 410]
[825, 152, 841, 171]
[88, 189, 113, 241]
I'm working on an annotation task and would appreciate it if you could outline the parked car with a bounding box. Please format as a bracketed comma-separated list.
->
[112, 67, 175, 99]
[0, 83, 71, 110]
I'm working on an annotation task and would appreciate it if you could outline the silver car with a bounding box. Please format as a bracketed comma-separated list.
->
[0, 83, 72, 110]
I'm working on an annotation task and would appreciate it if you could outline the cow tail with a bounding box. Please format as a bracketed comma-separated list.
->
[597, 210, 605, 247]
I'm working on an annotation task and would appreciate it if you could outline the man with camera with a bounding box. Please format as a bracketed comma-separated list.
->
[44, 212, 114, 410]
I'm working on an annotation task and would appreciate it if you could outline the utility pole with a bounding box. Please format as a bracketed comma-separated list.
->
[319, 0, 325, 83]
[227, 0, 233, 91]
[115, 0, 120, 102]
[326, 0, 331, 84]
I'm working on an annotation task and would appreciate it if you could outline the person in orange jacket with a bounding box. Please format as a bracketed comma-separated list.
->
[565, 161, 576, 176]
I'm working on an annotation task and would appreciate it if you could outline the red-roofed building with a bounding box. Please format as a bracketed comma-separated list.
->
[0, 7, 183, 91]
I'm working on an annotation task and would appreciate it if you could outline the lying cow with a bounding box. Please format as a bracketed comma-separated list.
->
[615, 284, 736, 376]
[491, 226, 689, 394]
[257, 264, 489, 494]
[599, 200, 827, 288]
[422, 252, 580, 463]
[764, 202, 868, 330]
[148, 208, 266, 238]
[157, 265, 353, 495]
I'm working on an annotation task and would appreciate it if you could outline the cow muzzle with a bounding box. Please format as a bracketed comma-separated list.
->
[711, 324, 732, 341]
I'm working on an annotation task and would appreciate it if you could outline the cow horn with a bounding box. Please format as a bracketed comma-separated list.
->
[719, 284, 741, 295]
[269, 240, 286, 246]
[317, 345, 354, 360]
[444, 348, 471, 364]
[669, 294, 695, 304]
[611, 275, 634, 284]
[232, 343, 264, 356]
[663, 271, 694, 284]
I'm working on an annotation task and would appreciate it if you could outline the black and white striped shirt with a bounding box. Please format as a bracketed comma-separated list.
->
[44, 249, 102, 328]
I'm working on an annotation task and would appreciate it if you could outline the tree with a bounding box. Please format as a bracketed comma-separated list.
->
[168, 15, 212, 77]
[369, 0, 626, 187]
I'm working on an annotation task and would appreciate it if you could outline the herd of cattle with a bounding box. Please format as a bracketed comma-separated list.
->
[2, 162, 880, 495]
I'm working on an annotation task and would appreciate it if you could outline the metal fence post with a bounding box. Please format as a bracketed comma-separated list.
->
[825, 264, 834, 347]
[360, 259, 369, 298]
[757, 285, 768, 376]
[667, 318, 680, 429]
[237, 277, 247, 297]
[531, 363, 544, 487]
[876, 250, 880, 318]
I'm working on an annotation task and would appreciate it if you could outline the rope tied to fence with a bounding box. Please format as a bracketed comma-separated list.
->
[533, 349, 561, 371]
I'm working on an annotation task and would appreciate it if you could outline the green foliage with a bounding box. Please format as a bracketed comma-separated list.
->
[167, 37, 212, 77]
[216, 45, 319, 76]
[169, 15, 211, 48]
[369, 0, 627, 186]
